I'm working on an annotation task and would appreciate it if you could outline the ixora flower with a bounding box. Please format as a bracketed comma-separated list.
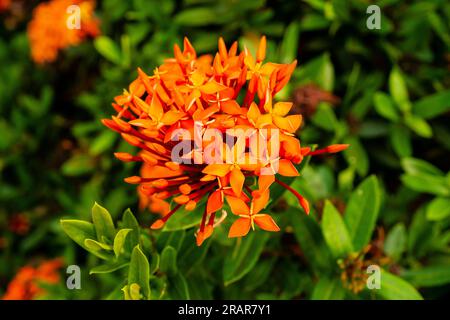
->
[103, 36, 348, 246]
[2, 258, 63, 300]
[27, 0, 100, 64]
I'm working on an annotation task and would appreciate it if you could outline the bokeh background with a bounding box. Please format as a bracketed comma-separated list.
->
[0, 0, 449, 300]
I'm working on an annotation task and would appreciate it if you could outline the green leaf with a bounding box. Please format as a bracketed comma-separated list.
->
[113, 229, 132, 257]
[90, 130, 116, 156]
[89, 261, 128, 274]
[426, 197, 450, 221]
[311, 277, 345, 300]
[389, 67, 411, 112]
[167, 273, 190, 299]
[60, 219, 96, 251]
[128, 245, 151, 300]
[344, 176, 381, 251]
[377, 270, 423, 300]
[374, 92, 399, 121]
[412, 90, 450, 119]
[343, 136, 369, 177]
[92, 202, 116, 242]
[401, 157, 443, 176]
[223, 232, 269, 286]
[279, 21, 300, 63]
[390, 125, 412, 157]
[296, 53, 334, 91]
[402, 266, 450, 287]
[291, 210, 333, 273]
[61, 154, 95, 176]
[407, 208, 434, 258]
[122, 208, 141, 252]
[401, 174, 449, 197]
[311, 103, 338, 132]
[174, 8, 217, 26]
[94, 36, 122, 65]
[384, 223, 407, 261]
[404, 114, 432, 138]
[84, 239, 113, 251]
[160, 246, 178, 276]
[322, 200, 353, 258]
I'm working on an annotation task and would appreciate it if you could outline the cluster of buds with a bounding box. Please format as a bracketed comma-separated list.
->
[103, 36, 348, 245]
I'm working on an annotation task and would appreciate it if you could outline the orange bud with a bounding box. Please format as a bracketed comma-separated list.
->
[185, 200, 197, 211]
[151, 219, 165, 230]
[174, 195, 190, 204]
[124, 176, 141, 184]
[141, 153, 158, 165]
[179, 184, 192, 195]
[165, 161, 180, 171]
[114, 152, 133, 162]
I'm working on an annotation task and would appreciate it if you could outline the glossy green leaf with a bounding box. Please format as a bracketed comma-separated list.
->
[401, 174, 449, 197]
[128, 245, 151, 300]
[94, 36, 122, 65]
[60, 219, 96, 251]
[374, 92, 399, 121]
[84, 239, 113, 251]
[92, 202, 116, 242]
[160, 246, 178, 276]
[122, 208, 141, 252]
[113, 228, 132, 257]
[344, 175, 381, 251]
[412, 90, 450, 119]
[343, 136, 369, 177]
[377, 270, 423, 300]
[404, 114, 432, 138]
[401, 157, 443, 176]
[89, 261, 128, 274]
[291, 210, 333, 273]
[389, 67, 411, 112]
[174, 8, 217, 26]
[311, 277, 345, 300]
[322, 200, 353, 258]
[390, 125, 412, 157]
[279, 21, 300, 63]
[426, 197, 450, 221]
[167, 273, 190, 299]
[384, 223, 407, 261]
[402, 266, 450, 287]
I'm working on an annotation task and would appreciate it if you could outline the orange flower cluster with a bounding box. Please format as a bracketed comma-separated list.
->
[2, 258, 63, 300]
[27, 0, 100, 64]
[103, 36, 348, 245]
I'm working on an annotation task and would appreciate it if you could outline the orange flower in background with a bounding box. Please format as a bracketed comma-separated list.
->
[103, 36, 348, 245]
[2, 258, 63, 300]
[0, 0, 10, 12]
[27, 0, 100, 64]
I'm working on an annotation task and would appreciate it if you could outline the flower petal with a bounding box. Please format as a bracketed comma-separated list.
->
[277, 159, 299, 177]
[230, 168, 245, 196]
[207, 190, 223, 215]
[226, 196, 250, 215]
[228, 217, 251, 238]
[254, 214, 280, 232]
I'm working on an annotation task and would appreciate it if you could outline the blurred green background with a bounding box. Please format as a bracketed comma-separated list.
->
[0, 0, 449, 300]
